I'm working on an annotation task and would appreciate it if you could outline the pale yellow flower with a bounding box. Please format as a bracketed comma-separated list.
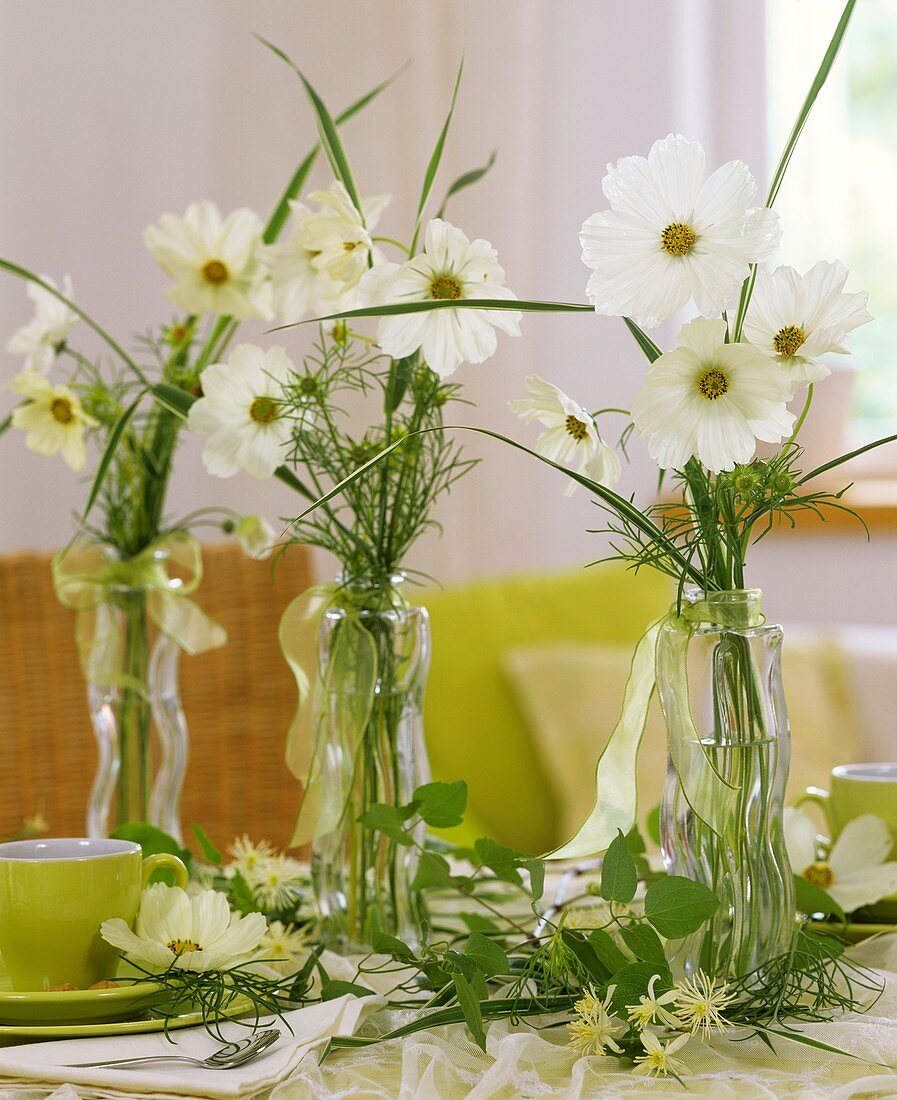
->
[627, 973, 682, 1030]
[260, 920, 312, 975]
[675, 970, 736, 1038]
[227, 835, 276, 879]
[10, 371, 96, 470]
[246, 854, 306, 911]
[633, 1030, 691, 1078]
[567, 984, 625, 1056]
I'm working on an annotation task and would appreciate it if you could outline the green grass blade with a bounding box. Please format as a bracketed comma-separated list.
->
[0, 260, 148, 385]
[622, 317, 663, 363]
[409, 60, 464, 255]
[435, 150, 497, 220]
[79, 392, 144, 524]
[797, 432, 897, 486]
[151, 382, 195, 419]
[256, 36, 364, 217]
[0, 411, 13, 438]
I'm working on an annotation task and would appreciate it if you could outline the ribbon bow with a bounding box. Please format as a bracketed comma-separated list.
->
[547, 590, 765, 860]
[52, 533, 226, 689]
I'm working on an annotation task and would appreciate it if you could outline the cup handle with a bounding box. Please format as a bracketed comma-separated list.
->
[794, 787, 836, 836]
[141, 853, 189, 889]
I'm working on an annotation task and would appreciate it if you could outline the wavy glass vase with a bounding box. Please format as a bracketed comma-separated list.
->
[658, 588, 794, 981]
[86, 586, 188, 842]
[310, 576, 431, 953]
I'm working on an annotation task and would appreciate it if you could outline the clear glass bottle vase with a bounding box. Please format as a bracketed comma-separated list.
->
[86, 585, 189, 842]
[310, 576, 431, 953]
[658, 587, 794, 981]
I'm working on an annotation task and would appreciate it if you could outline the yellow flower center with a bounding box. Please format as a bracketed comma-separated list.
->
[167, 938, 201, 955]
[773, 324, 807, 357]
[50, 397, 75, 425]
[696, 368, 730, 400]
[803, 862, 835, 889]
[430, 275, 463, 300]
[565, 414, 590, 442]
[343, 240, 360, 252]
[201, 259, 230, 285]
[661, 222, 697, 256]
[249, 396, 279, 425]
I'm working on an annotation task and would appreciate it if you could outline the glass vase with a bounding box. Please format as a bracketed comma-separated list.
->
[310, 576, 431, 953]
[658, 588, 794, 981]
[86, 585, 189, 842]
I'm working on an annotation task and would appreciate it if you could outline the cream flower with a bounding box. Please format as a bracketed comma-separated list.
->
[674, 970, 736, 1038]
[785, 808, 897, 914]
[245, 854, 307, 911]
[9, 371, 96, 470]
[743, 261, 872, 394]
[6, 275, 78, 373]
[580, 134, 780, 327]
[268, 183, 389, 324]
[145, 201, 271, 319]
[357, 218, 521, 379]
[627, 973, 682, 1030]
[260, 920, 312, 975]
[633, 1031, 690, 1078]
[234, 515, 277, 561]
[227, 835, 276, 879]
[630, 317, 794, 473]
[100, 883, 267, 973]
[567, 984, 625, 1056]
[187, 344, 294, 479]
[510, 374, 621, 495]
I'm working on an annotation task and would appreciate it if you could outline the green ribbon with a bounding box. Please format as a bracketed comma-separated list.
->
[280, 583, 379, 848]
[52, 533, 227, 690]
[546, 591, 764, 861]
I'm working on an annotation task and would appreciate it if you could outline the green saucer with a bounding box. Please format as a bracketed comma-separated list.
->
[0, 980, 167, 1026]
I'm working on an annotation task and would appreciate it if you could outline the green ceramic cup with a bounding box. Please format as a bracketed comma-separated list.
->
[797, 763, 897, 857]
[0, 838, 188, 991]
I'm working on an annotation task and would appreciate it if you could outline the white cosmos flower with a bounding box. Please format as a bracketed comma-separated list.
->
[268, 183, 389, 323]
[630, 317, 794, 473]
[6, 275, 78, 373]
[633, 1031, 691, 1079]
[785, 808, 897, 913]
[9, 371, 96, 471]
[510, 374, 621, 495]
[234, 515, 277, 560]
[101, 883, 267, 973]
[580, 134, 780, 327]
[357, 218, 521, 379]
[188, 344, 294, 479]
[743, 261, 872, 395]
[145, 201, 272, 320]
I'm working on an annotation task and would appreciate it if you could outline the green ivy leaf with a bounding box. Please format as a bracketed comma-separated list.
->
[644, 876, 718, 939]
[371, 931, 416, 961]
[411, 851, 453, 891]
[523, 858, 545, 903]
[646, 804, 662, 847]
[600, 831, 638, 904]
[191, 823, 223, 866]
[414, 780, 468, 828]
[358, 803, 415, 845]
[620, 923, 667, 965]
[452, 971, 486, 1049]
[464, 932, 509, 978]
[227, 872, 257, 916]
[625, 825, 647, 856]
[321, 980, 377, 1000]
[561, 931, 612, 984]
[111, 823, 191, 882]
[608, 962, 673, 1016]
[793, 873, 846, 921]
[587, 929, 628, 973]
[458, 913, 499, 933]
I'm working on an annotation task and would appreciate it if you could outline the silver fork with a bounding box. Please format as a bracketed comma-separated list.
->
[66, 1027, 280, 1071]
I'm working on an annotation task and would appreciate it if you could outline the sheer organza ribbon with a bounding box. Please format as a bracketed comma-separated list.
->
[546, 594, 764, 860]
[52, 533, 226, 690]
[280, 585, 378, 847]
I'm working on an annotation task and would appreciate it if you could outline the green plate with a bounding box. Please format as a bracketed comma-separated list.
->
[0, 981, 167, 1026]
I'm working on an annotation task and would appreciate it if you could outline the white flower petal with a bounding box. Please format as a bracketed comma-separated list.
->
[830, 814, 895, 877]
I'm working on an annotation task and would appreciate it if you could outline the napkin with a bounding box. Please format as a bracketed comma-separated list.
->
[0, 993, 384, 1100]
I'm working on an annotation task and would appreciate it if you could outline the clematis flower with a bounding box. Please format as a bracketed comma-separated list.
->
[145, 201, 271, 319]
[674, 970, 736, 1038]
[260, 920, 313, 975]
[633, 1031, 690, 1078]
[268, 182, 390, 323]
[743, 261, 872, 395]
[101, 883, 267, 973]
[580, 134, 780, 328]
[357, 218, 521, 379]
[6, 275, 78, 373]
[630, 317, 794, 473]
[187, 344, 294, 479]
[9, 371, 96, 470]
[627, 973, 682, 1030]
[567, 984, 625, 1056]
[785, 808, 897, 913]
[510, 374, 621, 494]
[245, 854, 307, 910]
[227, 834, 276, 878]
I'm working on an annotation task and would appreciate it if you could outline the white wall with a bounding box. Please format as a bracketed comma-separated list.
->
[1, 0, 895, 628]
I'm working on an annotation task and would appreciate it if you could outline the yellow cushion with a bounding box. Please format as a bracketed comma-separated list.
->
[413, 564, 670, 854]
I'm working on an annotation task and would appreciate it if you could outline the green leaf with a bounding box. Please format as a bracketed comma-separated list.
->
[646, 804, 661, 847]
[644, 876, 718, 939]
[412, 851, 454, 891]
[257, 37, 363, 215]
[619, 923, 667, 965]
[110, 823, 191, 883]
[458, 913, 499, 933]
[793, 873, 845, 921]
[384, 355, 416, 414]
[561, 930, 612, 983]
[608, 962, 672, 1016]
[371, 931, 416, 961]
[622, 316, 662, 363]
[191, 823, 223, 866]
[151, 382, 195, 419]
[0, 411, 13, 439]
[452, 970, 486, 1049]
[409, 60, 464, 255]
[413, 780, 467, 828]
[358, 803, 415, 845]
[78, 392, 144, 526]
[282, 297, 592, 330]
[600, 831, 638, 904]
[587, 929, 628, 973]
[523, 858, 545, 904]
[321, 980, 377, 1000]
[472, 838, 529, 887]
[464, 932, 509, 978]
[624, 826, 646, 856]
[436, 150, 497, 220]
[227, 872, 258, 916]
[799, 431, 897, 487]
